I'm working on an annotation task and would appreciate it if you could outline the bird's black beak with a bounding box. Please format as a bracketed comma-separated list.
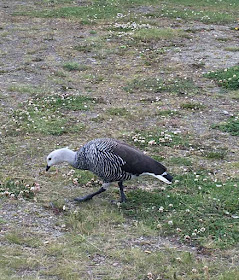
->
[46, 165, 50, 171]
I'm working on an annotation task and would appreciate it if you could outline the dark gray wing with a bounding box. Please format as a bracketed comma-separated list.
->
[112, 141, 166, 176]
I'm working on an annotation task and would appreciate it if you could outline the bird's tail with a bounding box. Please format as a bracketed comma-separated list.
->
[143, 172, 173, 184]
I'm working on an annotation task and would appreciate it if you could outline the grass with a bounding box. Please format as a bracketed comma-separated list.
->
[124, 77, 197, 94]
[0, 180, 39, 200]
[180, 102, 206, 110]
[130, 129, 189, 149]
[224, 46, 239, 52]
[155, 109, 181, 117]
[168, 156, 192, 166]
[14, 0, 238, 25]
[157, 7, 237, 24]
[5, 231, 42, 248]
[24, 3, 124, 24]
[133, 27, 185, 42]
[106, 107, 130, 117]
[204, 66, 239, 90]
[202, 149, 227, 160]
[36, 94, 95, 111]
[62, 62, 89, 71]
[6, 94, 94, 136]
[122, 173, 239, 248]
[1, 0, 239, 279]
[212, 115, 239, 136]
[10, 111, 85, 136]
[8, 84, 48, 95]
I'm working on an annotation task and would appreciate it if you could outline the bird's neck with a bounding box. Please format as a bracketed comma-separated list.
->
[61, 149, 76, 166]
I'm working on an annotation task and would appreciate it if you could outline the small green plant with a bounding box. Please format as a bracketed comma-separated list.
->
[180, 102, 205, 110]
[0, 180, 40, 200]
[53, 71, 67, 77]
[106, 107, 130, 117]
[202, 149, 227, 159]
[155, 110, 180, 117]
[204, 66, 239, 90]
[212, 115, 239, 136]
[63, 62, 88, 71]
[74, 44, 93, 53]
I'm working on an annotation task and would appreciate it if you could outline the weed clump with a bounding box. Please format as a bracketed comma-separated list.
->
[204, 66, 239, 90]
[63, 62, 89, 71]
[212, 115, 239, 136]
[180, 102, 205, 110]
[130, 130, 188, 149]
[124, 77, 196, 94]
[0, 180, 40, 200]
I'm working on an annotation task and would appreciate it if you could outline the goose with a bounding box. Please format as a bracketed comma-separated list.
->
[46, 138, 173, 202]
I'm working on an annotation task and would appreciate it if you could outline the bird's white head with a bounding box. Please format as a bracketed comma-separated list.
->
[46, 147, 76, 171]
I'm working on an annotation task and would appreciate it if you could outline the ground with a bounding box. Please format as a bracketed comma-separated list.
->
[0, 0, 239, 279]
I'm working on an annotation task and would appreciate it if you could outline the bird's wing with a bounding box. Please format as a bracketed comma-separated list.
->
[112, 141, 166, 176]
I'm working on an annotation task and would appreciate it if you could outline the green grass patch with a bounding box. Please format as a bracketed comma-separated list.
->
[74, 44, 93, 53]
[158, 7, 236, 24]
[124, 77, 197, 94]
[62, 62, 89, 71]
[122, 173, 239, 248]
[8, 84, 48, 95]
[168, 156, 192, 166]
[18, 0, 238, 25]
[0, 180, 39, 200]
[155, 109, 181, 117]
[133, 27, 185, 42]
[212, 115, 239, 136]
[53, 70, 67, 77]
[180, 102, 206, 110]
[5, 231, 42, 248]
[11, 110, 85, 136]
[24, 3, 124, 24]
[130, 130, 189, 149]
[37, 94, 94, 111]
[202, 149, 227, 160]
[204, 66, 239, 90]
[106, 107, 130, 117]
[7, 94, 94, 136]
[224, 46, 239, 52]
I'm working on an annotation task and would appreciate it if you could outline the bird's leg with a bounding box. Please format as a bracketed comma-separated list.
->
[118, 181, 127, 203]
[74, 183, 110, 203]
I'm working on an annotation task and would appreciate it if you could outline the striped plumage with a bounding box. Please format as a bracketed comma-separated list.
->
[73, 138, 131, 182]
[46, 138, 173, 203]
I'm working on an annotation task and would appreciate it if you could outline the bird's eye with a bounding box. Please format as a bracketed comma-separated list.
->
[49, 158, 51, 161]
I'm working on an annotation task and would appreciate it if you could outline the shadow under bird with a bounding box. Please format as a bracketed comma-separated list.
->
[46, 138, 173, 203]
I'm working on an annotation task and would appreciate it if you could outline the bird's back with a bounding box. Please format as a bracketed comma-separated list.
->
[74, 138, 131, 182]
[74, 138, 168, 183]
